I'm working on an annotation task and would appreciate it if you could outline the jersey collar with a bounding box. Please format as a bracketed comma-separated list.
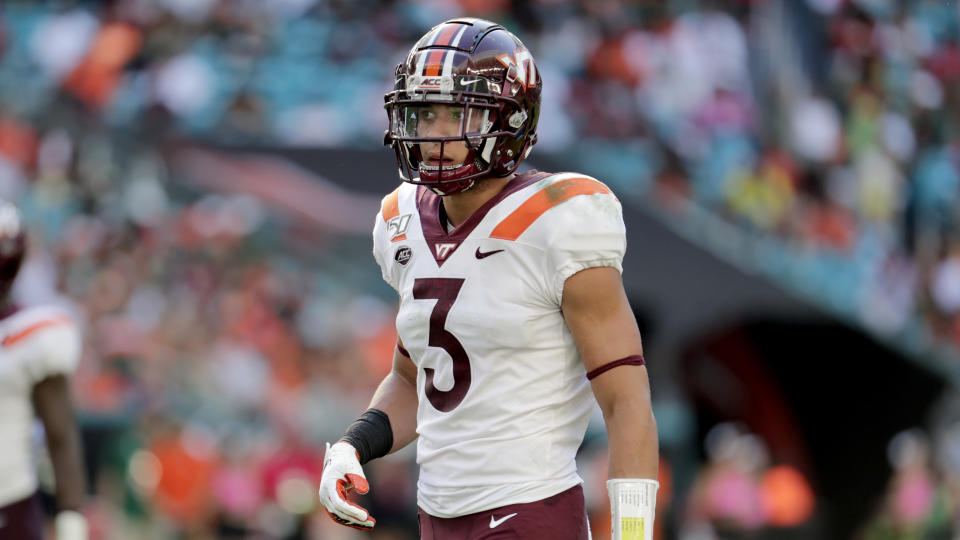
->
[417, 170, 549, 266]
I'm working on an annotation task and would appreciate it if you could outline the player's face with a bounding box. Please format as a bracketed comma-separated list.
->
[408, 104, 486, 168]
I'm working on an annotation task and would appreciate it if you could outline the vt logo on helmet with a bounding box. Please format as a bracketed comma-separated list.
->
[383, 18, 542, 196]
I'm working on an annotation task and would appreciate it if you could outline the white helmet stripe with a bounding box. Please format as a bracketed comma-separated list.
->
[414, 51, 429, 76]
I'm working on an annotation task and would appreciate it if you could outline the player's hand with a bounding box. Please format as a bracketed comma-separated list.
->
[54, 510, 88, 540]
[319, 441, 376, 530]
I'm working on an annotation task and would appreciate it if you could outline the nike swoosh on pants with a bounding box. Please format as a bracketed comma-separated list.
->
[489, 512, 518, 529]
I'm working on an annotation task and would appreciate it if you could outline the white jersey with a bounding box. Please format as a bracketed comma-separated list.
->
[0, 305, 82, 506]
[372, 171, 626, 518]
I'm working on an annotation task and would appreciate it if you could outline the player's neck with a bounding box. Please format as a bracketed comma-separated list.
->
[442, 174, 515, 227]
[0, 299, 16, 320]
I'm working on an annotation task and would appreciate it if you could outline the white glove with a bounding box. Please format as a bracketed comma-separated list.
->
[55, 510, 88, 540]
[608, 478, 659, 540]
[319, 441, 376, 530]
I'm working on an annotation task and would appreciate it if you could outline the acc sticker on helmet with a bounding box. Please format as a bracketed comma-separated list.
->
[394, 246, 412, 266]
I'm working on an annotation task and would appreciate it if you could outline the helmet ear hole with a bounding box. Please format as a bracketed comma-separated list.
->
[508, 110, 528, 129]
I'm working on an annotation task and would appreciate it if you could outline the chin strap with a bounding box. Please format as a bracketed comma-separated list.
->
[428, 178, 475, 196]
[607, 478, 659, 540]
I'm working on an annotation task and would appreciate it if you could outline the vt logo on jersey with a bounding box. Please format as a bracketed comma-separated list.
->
[434, 243, 457, 261]
[387, 214, 412, 243]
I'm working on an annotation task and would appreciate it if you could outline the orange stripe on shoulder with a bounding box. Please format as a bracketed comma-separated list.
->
[3, 315, 72, 347]
[489, 177, 612, 241]
[381, 187, 401, 223]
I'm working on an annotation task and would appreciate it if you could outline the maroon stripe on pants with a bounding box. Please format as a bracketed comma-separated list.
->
[418, 484, 589, 539]
[0, 493, 44, 540]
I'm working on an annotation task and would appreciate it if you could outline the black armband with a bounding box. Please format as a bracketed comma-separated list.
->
[340, 408, 394, 465]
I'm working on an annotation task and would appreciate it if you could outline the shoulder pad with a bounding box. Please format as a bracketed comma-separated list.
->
[3, 306, 74, 348]
[490, 174, 614, 241]
[379, 185, 403, 223]
[377, 184, 415, 244]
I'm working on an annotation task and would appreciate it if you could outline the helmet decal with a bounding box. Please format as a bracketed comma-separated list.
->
[496, 50, 538, 90]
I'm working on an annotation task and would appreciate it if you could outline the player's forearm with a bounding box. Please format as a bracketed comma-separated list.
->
[32, 375, 86, 511]
[368, 371, 419, 453]
[603, 398, 659, 479]
[47, 425, 87, 510]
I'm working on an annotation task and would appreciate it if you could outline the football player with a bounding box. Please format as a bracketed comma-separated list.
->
[320, 18, 658, 540]
[0, 201, 88, 540]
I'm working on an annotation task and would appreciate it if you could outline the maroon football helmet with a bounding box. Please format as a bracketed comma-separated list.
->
[0, 201, 25, 302]
[384, 18, 542, 195]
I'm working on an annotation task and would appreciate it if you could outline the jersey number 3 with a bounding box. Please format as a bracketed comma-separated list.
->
[413, 278, 471, 412]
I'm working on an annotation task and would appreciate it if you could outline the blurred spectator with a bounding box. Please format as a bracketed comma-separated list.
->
[682, 423, 769, 537]
[857, 429, 954, 539]
[681, 423, 815, 540]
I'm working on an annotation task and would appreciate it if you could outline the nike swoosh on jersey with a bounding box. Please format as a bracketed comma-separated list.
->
[475, 248, 504, 259]
[489, 512, 518, 529]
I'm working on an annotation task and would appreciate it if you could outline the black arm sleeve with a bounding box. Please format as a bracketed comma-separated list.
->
[340, 408, 394, 465]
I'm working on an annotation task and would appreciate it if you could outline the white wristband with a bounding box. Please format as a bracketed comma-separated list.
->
[54, 510, 88, 540]
[607, 478, 658, 540]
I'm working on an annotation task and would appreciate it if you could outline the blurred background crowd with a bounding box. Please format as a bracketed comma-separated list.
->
[1, 0, 959, 538]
